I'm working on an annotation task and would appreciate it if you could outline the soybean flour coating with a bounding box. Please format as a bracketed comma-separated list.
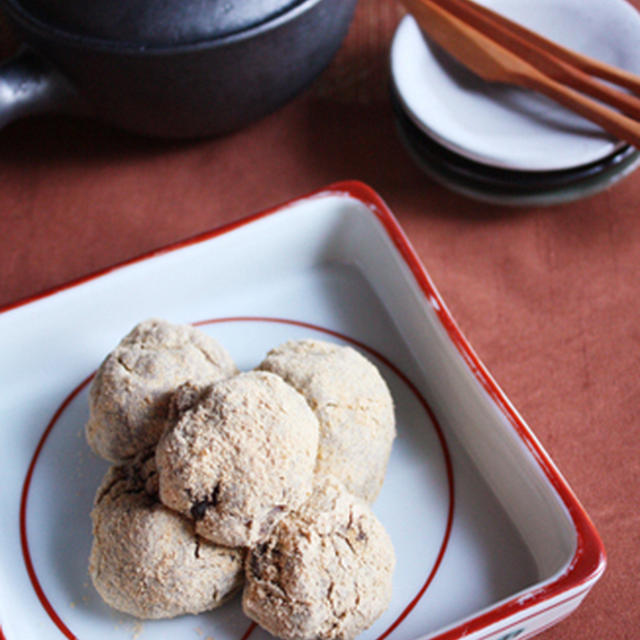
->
[84, 319, 397, 639]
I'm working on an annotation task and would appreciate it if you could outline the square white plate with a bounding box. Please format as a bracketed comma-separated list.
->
[0, 182, 605, 640]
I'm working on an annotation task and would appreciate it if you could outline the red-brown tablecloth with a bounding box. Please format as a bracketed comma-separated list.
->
[1, 2, 638, 639]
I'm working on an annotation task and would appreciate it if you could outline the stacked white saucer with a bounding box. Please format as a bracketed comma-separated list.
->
[390, 0, 640, 205]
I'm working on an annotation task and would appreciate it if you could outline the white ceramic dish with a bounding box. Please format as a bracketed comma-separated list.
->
[0, 182, 605, 640]
[391, 0, 640, 172]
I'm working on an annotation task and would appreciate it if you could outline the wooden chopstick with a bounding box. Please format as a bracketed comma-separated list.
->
[426, 0, 640, 120]
[433, 0, 640, 95]
[401, 0, 640, 149]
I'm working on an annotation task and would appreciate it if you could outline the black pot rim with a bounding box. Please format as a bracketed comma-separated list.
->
[0, 0, 337, 54]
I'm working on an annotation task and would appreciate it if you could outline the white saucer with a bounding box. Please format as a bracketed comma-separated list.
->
[392, 94, 640, 206]
[391, 0, 640, 172]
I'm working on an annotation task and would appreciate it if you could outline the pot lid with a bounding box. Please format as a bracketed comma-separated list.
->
[12, 0, 303, 46]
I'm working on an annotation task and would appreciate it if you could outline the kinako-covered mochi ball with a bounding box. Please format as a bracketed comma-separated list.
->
[89, 452, 245, 619]
[85, 318, 237, 463]
[242, 475, 395, 640]
[258, 339, 396, 503]
[155, 370, 320, 548]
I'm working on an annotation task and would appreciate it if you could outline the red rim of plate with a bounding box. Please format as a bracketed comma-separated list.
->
[0, 180, 606, 640]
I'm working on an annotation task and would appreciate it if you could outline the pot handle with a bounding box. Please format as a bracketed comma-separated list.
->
[0, 45, 79, 129]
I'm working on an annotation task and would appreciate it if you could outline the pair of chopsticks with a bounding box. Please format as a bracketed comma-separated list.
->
[401, 0, 640, 149]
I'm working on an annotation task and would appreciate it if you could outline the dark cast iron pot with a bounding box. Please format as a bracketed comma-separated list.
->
[0, 0, 358, 138]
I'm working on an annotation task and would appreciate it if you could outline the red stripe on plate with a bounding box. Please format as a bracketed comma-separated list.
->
[19, 374, 94, 640]
[19, 317, 454, 640]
